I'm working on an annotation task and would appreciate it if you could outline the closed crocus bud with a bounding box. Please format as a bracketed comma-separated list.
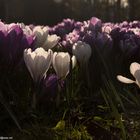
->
[24, 48, 53, 82]
[33, 26, 49, 47]
[72, 41, 92, 65]
[52, 52, 76, 79]
[42, 34, 60, 50]
[89, 17, 102, 32]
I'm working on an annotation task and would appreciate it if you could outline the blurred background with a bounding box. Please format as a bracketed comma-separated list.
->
[0, 0, 139, 25]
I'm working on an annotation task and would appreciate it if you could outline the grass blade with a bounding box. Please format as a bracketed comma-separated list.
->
[0, 90, 22, 131]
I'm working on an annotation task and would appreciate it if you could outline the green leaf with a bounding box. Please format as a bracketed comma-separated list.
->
[97, 105, 109, 110]
[124, 89, 140, 106]
[53, 120, 65, 131]
[93, 116, 105, 122]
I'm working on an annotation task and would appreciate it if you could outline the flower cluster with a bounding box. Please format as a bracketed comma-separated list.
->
[49, 17, 140, 58]
[1, 17, 140, 108]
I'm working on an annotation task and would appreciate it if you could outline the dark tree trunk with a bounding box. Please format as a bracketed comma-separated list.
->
[116, 0, 121, 21]
[128, 0, 136, 20]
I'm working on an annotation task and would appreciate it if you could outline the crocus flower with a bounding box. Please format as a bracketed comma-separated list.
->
[72, 41, 92, 65]
[39, 74, 59, 105]
[63, 30, 80, 48]
[117, 62, 140, 88]
[0, 23, 35, 69]
[43, 74, 59, 97]
[95, 32, 112, 49]
[52, 52, 76, 79]
[89, 17, 102, 32]
[49, 18, 75, 38]
[22, 25, 33, 36]
[102, 24, 112, 34]
[33, 26, 49, 47]
[24, 48, 53, 82]
[42, 34, 60, 50]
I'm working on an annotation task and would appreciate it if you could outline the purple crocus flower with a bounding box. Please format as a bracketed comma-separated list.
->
[95, 32, 113, 49]
[110, 27, 121, 40]
[42, 74, 60, 101]
[119, 21, 129, 28]
[49, 18, 75, 38]
[45, 74, 58, 92]
[89, 17, 102, 32]
[74, 21, 83, 30]
[0, 22, 35, 71]
[65, 30, 80, 44]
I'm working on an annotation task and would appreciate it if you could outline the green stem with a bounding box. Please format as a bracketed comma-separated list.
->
[31, 82, 40, 111]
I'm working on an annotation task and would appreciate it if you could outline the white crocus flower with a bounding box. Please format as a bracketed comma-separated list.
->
[52, 52, 76, 79]
[72, 41, 92, 65]
[42, 34, 60, 50]
[33, 26, 49, 47]
[24, 48, 53, 82]
[16, 22, 33, 36]
[117, 62, 140, 88]
[22, 26, 33, 36]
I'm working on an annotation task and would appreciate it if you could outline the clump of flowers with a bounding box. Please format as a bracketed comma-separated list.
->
[1, 17, 140, 110]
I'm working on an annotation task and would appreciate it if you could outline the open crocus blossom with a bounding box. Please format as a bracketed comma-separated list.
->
[24, 48, 53, 82]
[52, 52, 76, 79]
[117, 62, 140, 88]
[42, 34, 60, 50]
[72, 41, 92, 65]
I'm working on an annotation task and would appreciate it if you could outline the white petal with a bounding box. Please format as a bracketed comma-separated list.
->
[43, 34, 60, 50]
[62, 53, 70, 78]
[24, 49, 35, 81]
[34, 48, 52, 81]
[53, 52, 70, 78]
[43, 49, 53, 76]
[130, 62, 140, 76]
[117, 75, 135, 84]
[52, 52, 58, 75]
[24, 48, 52, 82]
[72, 55, 77, 69]
[43, 26, 49, 33]
[130, 62, 140, 86]
[33, 26, 48, 47]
